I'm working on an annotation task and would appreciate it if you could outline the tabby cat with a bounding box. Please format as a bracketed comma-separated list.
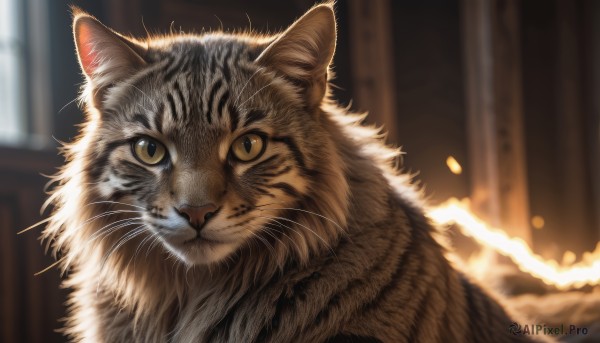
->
[42, 3, 544, 342]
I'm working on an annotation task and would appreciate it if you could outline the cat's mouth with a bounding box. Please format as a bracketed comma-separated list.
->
[182, 221, 225, 246]
[183, 234, 223, 245]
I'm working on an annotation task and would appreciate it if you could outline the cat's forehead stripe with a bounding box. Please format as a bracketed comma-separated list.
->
[132, 114, 151, 130]
[173, 81, 188, 121]
[166, 93, 178, 122]
[243, 110, 267, 128]
[205, 79, 224, 124]
[228, 104, 240, 132]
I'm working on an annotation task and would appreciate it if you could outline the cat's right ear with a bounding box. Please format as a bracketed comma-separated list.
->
[72, 8, 146, 104]
[255, 4, 336, 111]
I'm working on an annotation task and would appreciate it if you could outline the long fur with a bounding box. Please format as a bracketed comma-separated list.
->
[42, 4, 548, 342]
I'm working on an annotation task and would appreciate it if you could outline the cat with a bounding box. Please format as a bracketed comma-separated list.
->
[41, 3, 547, 342]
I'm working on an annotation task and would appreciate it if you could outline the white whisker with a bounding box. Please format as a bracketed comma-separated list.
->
[237, 81, 275, 107]
[88, 200, 146, 210]
[261, 215, 337, 258]
[256, 206, 345, 232]
[234, 67, 265, 106]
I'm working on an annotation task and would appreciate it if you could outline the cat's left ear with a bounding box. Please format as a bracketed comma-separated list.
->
[256, 4, 336, 111]
[72, 8, 147, 106]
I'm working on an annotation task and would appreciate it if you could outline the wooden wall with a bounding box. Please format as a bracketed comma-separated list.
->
[521, 0, 599, 257]
[0, 147, 64, 343]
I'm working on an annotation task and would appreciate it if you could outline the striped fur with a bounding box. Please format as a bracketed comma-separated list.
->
[42, 4, 549, 343]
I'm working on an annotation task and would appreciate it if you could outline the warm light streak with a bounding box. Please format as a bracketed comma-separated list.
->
[428, 198, 600, 289]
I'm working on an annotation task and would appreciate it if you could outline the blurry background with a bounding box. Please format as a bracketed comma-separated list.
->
[0, 0, 598, 342]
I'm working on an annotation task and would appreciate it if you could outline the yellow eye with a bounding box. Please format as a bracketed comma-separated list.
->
[231, 133, 265, 162]
[133, 137, 167, 165]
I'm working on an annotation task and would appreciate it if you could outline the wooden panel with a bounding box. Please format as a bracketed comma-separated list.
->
[387, 0, 469, 202]
[0, 146, 65, 343]
[347, 0, 398, 142]
[491, 0, 531, 241]
[520, 0, 563, 256]
[0, 198, 18, 343]
[461, 0, 531, 241]
[461, 0, 501, 226]
[583, 0, 600, 239]
[517, 0, 599, 256]
[554, 0, 596, 252]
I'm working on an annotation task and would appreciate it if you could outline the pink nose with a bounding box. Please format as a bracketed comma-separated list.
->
[176, 203, 218, 230]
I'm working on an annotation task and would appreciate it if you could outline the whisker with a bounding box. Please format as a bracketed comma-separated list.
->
[95, 225, 148, 297]
[99, 226, 147, 270]
[18, 217, 52, 235]
[72, 220, 145, 262]
[261, 215, 337, 258]
[253, 224, 285, 247]
[243, 228, 275, 255]
[237, 81, 275, 107]
[46, 210, 145, 256]
[88, 200, 146, 210]
[87, 217, 144, 242]
[262, 223, 302, 254]
[90, 221, 145, 249]
[58, 96, 79, 114]
[255, 205, 345, 232]
[249, 216, 305, 254]
[119, 81, 158, 113]
[128, 231, 161, 271]
[146, 233, 164, 257]
[34, 256, 67, 276]
[234, 67, 265, 106]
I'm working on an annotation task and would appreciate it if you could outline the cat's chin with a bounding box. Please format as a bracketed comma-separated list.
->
[162, 238, 237, 266]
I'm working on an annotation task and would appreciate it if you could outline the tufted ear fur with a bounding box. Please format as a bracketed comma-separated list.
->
[256, 4, 337, 111]
[72, 8, 147, 107]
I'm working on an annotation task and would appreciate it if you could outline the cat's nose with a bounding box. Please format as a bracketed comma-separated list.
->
[176, 203, 218, 230]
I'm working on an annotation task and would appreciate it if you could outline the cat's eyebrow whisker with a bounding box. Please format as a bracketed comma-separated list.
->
[237, 81, 275, 108]
[234, 66, 265, 106]
[119, 80, 159, 111]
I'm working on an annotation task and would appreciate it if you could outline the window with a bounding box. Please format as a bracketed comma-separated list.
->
[0, 0, 25, 144]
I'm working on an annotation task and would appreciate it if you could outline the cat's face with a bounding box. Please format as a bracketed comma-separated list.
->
[93, 41, 314, 265]
[73, 6, 342, 266]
